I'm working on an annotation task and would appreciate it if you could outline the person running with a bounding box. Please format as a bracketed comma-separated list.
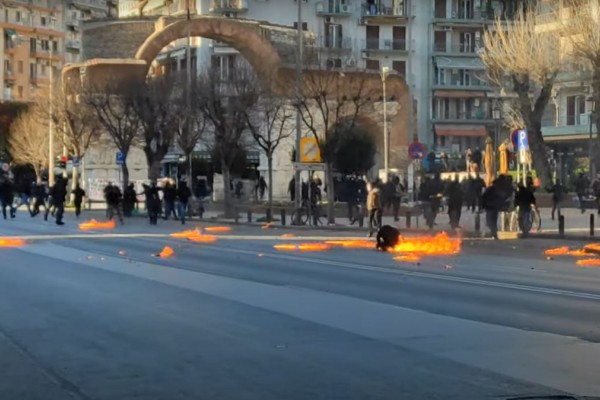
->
[31, 181, 48, 217]
[367, 181, 382, 237]
[49, 176, 67, 225]
[162, 182, 177, 220]
[177, 180, 192, 225]
[105, 184, 124, 224]
[256, 176, 267, 201]
[0, 177, 15, 220]
[575, 173, 588, 214]
[73, 184, 85, 218]
[123, 183, 137, 217]
[14, 180, 33, 216]
[515, 183, 536, 237]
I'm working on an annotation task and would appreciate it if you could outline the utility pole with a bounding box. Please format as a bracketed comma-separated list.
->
[48, 34, 55, 187]
[293, 0, 303, 223]
[186, 0, 193, 192]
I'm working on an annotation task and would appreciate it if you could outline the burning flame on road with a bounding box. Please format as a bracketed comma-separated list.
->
[155, 246, 174, 258]
[583, 243, 600, 255]
[274, 243, 331, 252]
[0, 238, 26, 247]
[392, 232, 461, 256]
[188, 234, 218, 243]
[204, 226, 231, 233]
[79, 219, 116, 231]
[170, 228, 202, 239]
[576, 259, 600, 267]
[325, 240, 374, 249]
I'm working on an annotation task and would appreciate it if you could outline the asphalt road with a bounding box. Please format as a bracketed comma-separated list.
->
[1, 212, 600, 399]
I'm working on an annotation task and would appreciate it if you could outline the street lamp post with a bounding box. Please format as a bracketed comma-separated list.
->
[48, 35, 55, 187]
[492, 102, 501, 173]
[293, 0, 303, 223]
[380, 66, 390, 181]
[186, 0, 193, 191]
[587, 96, 596, 180]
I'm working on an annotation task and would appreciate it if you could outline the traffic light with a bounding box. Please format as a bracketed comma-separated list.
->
[58, 156, 67, 169]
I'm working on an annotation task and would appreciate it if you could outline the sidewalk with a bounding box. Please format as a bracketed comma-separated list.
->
[75, 201, 600, 240]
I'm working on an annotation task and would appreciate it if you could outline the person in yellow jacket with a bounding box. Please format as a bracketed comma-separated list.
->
[367, 181, 382, 237]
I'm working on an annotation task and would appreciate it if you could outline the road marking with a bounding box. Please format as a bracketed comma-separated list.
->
[203, 245, 600, 302]
[1, 233, 375, 241]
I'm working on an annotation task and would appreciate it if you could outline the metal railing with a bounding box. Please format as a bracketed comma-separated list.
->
[433, 42, 477, 54]
[361, 2, 407, 17]
[362, 38, 406, 51]
[210, 0, 248, 11]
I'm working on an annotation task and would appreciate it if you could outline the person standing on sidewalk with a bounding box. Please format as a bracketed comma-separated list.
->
[123, 183, 137, 217]
[391, 176, 405, 222]
[162, 181, 177, 220]
[549, 179, 565, 221]
[177, 180, 192, 225]
[446, 175, 463, 230]
[482, 179, 501, 239]
[367, 181, 382, 238]
[0, 177, 15, 220]
[50, 176, 67, 225]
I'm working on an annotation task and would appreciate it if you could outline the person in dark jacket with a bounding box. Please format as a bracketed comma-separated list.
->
[575, 173, 589, 213]
[515, 183, 536, 236]
[0, 178, 15, 219]
[50, 177, 68, 225]
[31, 182, 48, 217]
[177, 181, 192, 225]
[72, 184, 85, 218]
[162, 182, 177, 220]
[482, 179, 501, 239]
[446, 175, 464, 230]
[143, 182, 161, 225]
[123, 183, 137, 217]
[105, 184, 123, 224]
[549, 179, 565, 221]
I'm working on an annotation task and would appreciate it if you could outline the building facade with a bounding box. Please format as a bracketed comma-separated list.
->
[1, 0, 115, 103]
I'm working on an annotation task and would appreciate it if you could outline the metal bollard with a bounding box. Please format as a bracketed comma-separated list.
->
[234, 207, 239, 224]
[358, 208, 364, 228]
[247, 209, 252, 223]
[558, 215, 565, 237]
[280, 209, 286, 226]
[406, 211, 411, 229]
[266, 208, 272, 223]
[591, 214, 595, 237]
[474, 212, 481, 233]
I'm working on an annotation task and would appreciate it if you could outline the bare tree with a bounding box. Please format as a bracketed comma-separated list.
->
[50, 83, 101, 194]
[480, 8, 561, 186]
[295, 67, 378, 224]
[560, 0, 600, 174]
[246, 89, 295, 219]
[130, 76, 180, 181]
[195, 63, 260, 217]
[9, 107, 58, 182]
[82, 80, 141, 191]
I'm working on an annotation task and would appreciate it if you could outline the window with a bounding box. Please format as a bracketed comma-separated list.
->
[326, 58, 342, 69]
[293, 22, 308, 31]
[30, 63, 36, 78]
[434, 31, 446, 52]
[392, 60, 406, 77]
[53, 40, 58, 52]
[365, 59, 379, 71]
[392, 26, 406, 50]
[3, 60, 10, 73]
[566, 95, 586, 125]
[41, 16, 47, 26]
[16, 11, 21, 22]
[366, 25, 379, 49]
[18, 86, 23, 98]
[18, 61, 23, 74]
[30, 38, 36, 53]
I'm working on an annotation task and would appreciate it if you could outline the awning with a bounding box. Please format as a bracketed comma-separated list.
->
[433, 90, 487, 98]
[435, 124, 487, 137]
[170, 48, 187, 58]
[435, 56, 485, 70]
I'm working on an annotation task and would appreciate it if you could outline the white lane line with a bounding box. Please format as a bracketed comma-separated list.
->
[0, 233, 375, 241]
[202, 245, 600, 302]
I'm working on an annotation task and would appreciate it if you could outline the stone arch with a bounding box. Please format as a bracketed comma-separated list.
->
[134, 17, 282, 81]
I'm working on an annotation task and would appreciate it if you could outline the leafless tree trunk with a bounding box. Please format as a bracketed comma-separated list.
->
[82, 81, 141, 191]
[195, 62, 261, 218]
[481, 8, 561, 187]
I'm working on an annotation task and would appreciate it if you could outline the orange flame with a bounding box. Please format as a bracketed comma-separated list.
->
[0, 238, 26, 247]
[325, 240, 374, 249]
[187, 234, 218, 243]
[394, 254, 421, 263]
[392, 232, 461, 255]
[576, 258, 600, 267]
[170, 228, 202, 238]
[79, 219, 116, 231]
[204, 226, 231, 233]
[281, 233, 296, 238]
[584, 243, 600, 255]
[544, 246, 570, 256]
[274, 243, 330, 251]
[156, 246, 174, 258]
[261, 223, 273, 229]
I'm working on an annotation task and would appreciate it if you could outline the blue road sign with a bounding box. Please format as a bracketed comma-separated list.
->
[72, 157, 80, 167]
[517, 129, 529, 152]
[116, 151, 125, 166]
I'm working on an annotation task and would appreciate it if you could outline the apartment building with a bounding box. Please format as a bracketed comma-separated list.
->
[64, 0, 118, 64]
[534, 0, 599, 182]
[0, 0, 65, 102]
[0, 0, 115, 102]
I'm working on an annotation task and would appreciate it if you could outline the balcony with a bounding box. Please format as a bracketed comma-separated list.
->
[433, 75, 490, 91]
[315, 36, 353, 52]
[316, 1, 352, 16]
[433, 42, 480, 56]
[4, 70, 16, 83]
[66, 18, 80, 29]
[361, 1, 408, 24]
[67, 0, 108, 11]
[434, 4, 519, 25]
[66, 40, 82, 52]
[431, 111, 495, 125]
[210, 0, 248, 14]
[361, 38, 407, 54]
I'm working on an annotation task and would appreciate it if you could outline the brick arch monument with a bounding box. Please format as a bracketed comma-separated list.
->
[62, 15, 414, 172]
